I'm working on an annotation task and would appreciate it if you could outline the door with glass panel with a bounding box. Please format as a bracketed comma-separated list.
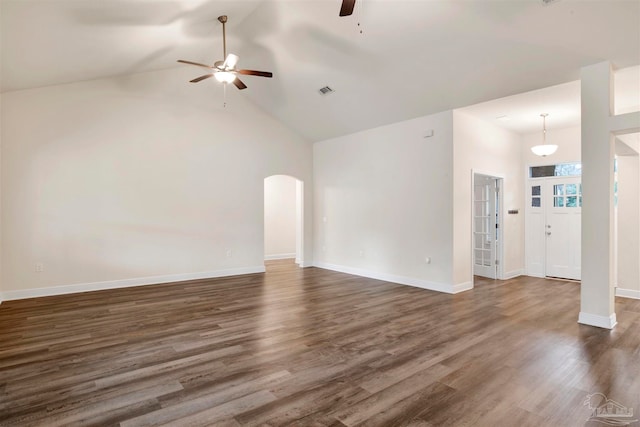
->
[473, 175, 498, 279]
[545, 177, 582, 280]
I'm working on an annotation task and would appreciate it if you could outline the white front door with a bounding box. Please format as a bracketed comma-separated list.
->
[473, 175, 497, 279]
[545, 177, 582, 280]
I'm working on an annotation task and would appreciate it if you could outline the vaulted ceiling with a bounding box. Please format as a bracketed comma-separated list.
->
[2, 0, 639, 141]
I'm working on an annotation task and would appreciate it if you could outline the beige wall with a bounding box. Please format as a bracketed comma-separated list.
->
[616, 155, 640, 294]
[1, 67, 313, 297]
[452, 110, 525, 285]
[314, 111, 457, 292]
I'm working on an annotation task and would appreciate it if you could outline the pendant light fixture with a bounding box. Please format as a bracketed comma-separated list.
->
[531, 113, 558, 157]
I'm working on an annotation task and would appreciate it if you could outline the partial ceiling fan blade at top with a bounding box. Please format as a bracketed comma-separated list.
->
[339, 0, 356, 16]
[190, 74, 214, 83]
[177, 60, 214, 69]
[233, 78, 248, 90]
[237, 69, 273, 78]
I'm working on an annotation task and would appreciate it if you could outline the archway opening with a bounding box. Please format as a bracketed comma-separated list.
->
[264, 175, 304, 267]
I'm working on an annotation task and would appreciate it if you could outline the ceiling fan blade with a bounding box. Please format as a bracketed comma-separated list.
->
[238, 69, 273, 78]
[223, 53, 239, 69]
[178, 59, 214, 69]
[190, 74, 214, 83]
[233, 78, 248, 90]
[339, 0, 356, 16]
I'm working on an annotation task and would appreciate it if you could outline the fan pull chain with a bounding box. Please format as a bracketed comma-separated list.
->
[223, 82, 227, 108]
[357, 0, 363, 34]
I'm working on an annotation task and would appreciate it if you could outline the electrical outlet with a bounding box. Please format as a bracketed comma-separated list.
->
[35, 263, 44, 272]
[226, 249, 233, 258]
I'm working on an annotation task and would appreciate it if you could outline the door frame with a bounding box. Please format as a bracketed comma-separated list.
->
[525, 175, 582, 280]
[263, 174, 305, 266]
[471, 170, 505, 284]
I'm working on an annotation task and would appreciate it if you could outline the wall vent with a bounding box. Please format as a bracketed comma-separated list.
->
[318, 86, 334, 95]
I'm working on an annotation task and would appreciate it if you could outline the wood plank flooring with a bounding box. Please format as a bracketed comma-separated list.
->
[1, 259, 639, 426]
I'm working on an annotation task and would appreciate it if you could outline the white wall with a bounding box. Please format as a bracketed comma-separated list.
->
[264, 175, 297, 259]
[452, 110, 525, 285]
[314, 111, 457, 292]
[0, 92, 2, 301]
[1, 67, 313, 298]
[616, 155, 640, 295]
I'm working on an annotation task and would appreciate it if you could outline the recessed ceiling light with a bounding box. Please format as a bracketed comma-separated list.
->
[318, 86, 334, 95]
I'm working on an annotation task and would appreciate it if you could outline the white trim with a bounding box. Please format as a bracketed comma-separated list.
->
[314, 261, 469, 294]
[578, 312, 618, 329]
[616, 287, 640, 300]
[299, 261, 314, 268]
[0, 266, 266, 301]
[452, 281, 473, 293]
[264, 253, 296, 260]
[503, 269, 524, 280]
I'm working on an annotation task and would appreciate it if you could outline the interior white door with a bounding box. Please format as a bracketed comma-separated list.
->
[473, 175, 497, 279]
[545, 177, 582, 280]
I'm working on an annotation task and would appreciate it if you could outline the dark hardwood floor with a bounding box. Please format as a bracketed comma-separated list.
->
[1, 259, 639, 426]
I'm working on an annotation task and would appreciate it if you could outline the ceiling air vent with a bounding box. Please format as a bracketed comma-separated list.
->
[318, 86, 334, 95]
[541, 0, 560, 5]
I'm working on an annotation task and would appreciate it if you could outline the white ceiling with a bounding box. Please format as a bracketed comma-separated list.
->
[2, 0, 639, 141]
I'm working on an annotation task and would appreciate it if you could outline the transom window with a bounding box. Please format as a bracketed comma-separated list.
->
[530, 163, 582, 178]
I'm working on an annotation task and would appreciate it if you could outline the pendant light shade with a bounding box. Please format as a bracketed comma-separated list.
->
[531, 113, 557, 157]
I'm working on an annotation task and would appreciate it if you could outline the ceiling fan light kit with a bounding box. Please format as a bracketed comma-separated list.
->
[531, 113, 558, 157]
[177, 15, 272, 93]
[214, 72, 236, 83]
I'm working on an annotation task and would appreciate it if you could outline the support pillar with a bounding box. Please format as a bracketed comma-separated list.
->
[579, 62, 640, 329]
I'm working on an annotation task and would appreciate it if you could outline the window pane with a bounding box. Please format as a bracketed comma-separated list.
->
[474, 234, 484, 249]
[532, 197, 541, 207]
[483, 250, 492, 266]
[566, 184, 577, 195]
[579, 196, 582, 207]
[566, 196, 577, 207]
[475, 250, 483, 265]
[532, 185, 541, 196]
[554, 184, 564, 196]
[555, 163, 582, 176]
[554, 197, 564, 207]
[530, 165, 556, 178]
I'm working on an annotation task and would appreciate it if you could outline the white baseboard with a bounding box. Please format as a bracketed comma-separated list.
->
[299, 261, 314, 268]
[578, 312, 617, 329]
[502, 269, 524, 280]
[616, 287, 640, 300]
[313, 261, 468, 294]
[0, 266, 266, 301]
[452, 281, 473, 293]
[264, 253, 296, 261]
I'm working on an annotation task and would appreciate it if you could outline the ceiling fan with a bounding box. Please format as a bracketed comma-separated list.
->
[340, 0, 356, 16]
[177, 15, 272, 90]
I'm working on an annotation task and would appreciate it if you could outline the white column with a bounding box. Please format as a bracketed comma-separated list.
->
[579, 62, 640, 329]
